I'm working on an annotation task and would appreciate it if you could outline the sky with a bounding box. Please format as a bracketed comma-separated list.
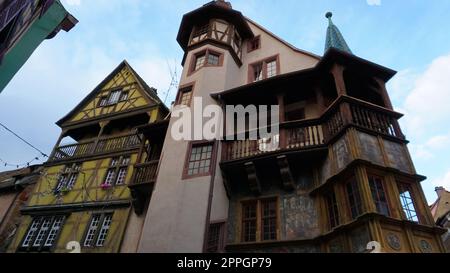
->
[1, 0, 450, 204]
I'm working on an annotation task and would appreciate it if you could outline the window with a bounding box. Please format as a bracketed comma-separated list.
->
[326, 191, 340, 229]
[84, 213, 113, 247]
[190, 49, 223, 74]
[249, 56, 279, 83]
[252, 63, 263, 82]
[103, 156, 130, 186]
[54, 163, 81, 194]
[369, 176, 390, 216]
[241, 199, 279, 243]
[398, 183, 420, 223]
[206, 223, 225, 253]
[207, 53, 220, 66]
[266, 60, 277, 78]
[183, 142, 215, 178]
[346, 179, 363, 219]
[98, 89, 129, 107]
[261, 199, 277, 241]
[194, 54, 206, 71]
[177, 85, 194, 106]
[248, 36, 261, 52]
[242, 202, 257, 242]
[21, 216, 65, 251]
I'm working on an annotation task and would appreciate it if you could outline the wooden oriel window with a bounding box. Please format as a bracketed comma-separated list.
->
[83, 213, 113, 247]
[21, 216, 66, 251]
[368, 175, 390, 216]
[103, 156, 131, 186]
[183, 142, 215, 179]
[346, 179, 363, 219]
[241, 198, 279, 243]
[54, 163, 81, 194]
[398, 183, 420, 223]
[190, 49, 224, 74]
[248, 55, 280, 83]
[247, 36, 261, 52]
[326, 190, 340, 229]
[206, 222, 225, 253]
[176, 85, 194, 106]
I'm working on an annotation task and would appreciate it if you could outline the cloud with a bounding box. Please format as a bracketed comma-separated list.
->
[410, 134, 450, 160]
[367, 0, 381, 6]
[431, 170, 450, 191]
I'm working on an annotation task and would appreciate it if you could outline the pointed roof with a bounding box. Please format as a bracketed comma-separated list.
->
[56, 60, 168, 127]
[325, 12, 352, 54]
[430, 187, 450, 223]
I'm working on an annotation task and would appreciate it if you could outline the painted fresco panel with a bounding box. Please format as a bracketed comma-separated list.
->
[357, 132, 384, 166]
[383, 140, 413, 173]
[349, 225, 371, 253]
[282, 194, 320, 240]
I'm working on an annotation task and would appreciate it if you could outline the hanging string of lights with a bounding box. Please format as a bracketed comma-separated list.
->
[0, 156, 42, 168]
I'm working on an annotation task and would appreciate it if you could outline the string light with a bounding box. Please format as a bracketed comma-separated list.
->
[0, 122, 49, 158]
[0, 156, 42, 169]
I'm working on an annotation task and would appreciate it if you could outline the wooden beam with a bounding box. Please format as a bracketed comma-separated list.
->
[244, 162, 261, 195]
[276, 155, 295, 191]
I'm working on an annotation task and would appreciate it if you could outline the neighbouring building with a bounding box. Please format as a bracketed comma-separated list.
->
[0, 0, 77, 92]
[6, 61, 169, 253]
[0, 165, 42, 252]
[430, 187, 450, 252]
[138, 1, 446, 253]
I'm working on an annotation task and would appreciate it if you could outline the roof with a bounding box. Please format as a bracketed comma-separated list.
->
[430, 187, 450, 223]
[0, 165, 41, 192]
[56, 60, 169, 127]
[211, 47, 397, 99]
[176, 0, 254, 50]
[245, 17, 321, 60]
[324, 12, 352, 54]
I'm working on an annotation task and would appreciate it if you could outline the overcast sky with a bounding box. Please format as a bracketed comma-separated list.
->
[1, 0, 450, 203]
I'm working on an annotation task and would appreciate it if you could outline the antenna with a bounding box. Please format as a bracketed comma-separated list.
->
[163, 59, 180, 105]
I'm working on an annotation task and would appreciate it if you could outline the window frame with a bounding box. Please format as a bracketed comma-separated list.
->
[240, 198, 279, 243]
[325, 190, 340, 230]
[182, 141, 217, 180]
[345, 178, 363, 220]
[102, 156, 131, 187]
[82, 212, 114, 248]
[54, 163, 81, 194]
[368, 175, 391, 217]
[206, 221, 226, 253]
[97, 88, 129, 108]
[175, 82, 195, 107]
[248, 55, 280, 83]
[397, 182, 421, 224]
[189, 48, 224, 75]
[247, 35, 261, 53]
[19, 215, 66, 252]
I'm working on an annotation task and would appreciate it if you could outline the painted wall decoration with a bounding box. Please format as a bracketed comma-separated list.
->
[357, 132, 384, 166]
[383, 140, 412, 174]
[282, 194, 320, 240]
[419, 239, 433, 253]
[332, 137, 351, 171]
[386, 233, 401, 251]
[349, 226, 371, 253]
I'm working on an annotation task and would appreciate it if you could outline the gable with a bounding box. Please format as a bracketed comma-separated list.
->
[59, 62, 161, 126]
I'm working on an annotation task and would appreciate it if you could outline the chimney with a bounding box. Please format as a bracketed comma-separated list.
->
[215, 0, 232, 9]
[435, 186, 445, 197]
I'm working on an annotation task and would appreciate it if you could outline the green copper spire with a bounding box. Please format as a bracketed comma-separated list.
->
[325, 12, 352, 54]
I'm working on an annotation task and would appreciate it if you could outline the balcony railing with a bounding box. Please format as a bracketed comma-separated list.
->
[130, 160, 159, 186]
[222, 96, 404, 162]
[51, 133, 142, 162]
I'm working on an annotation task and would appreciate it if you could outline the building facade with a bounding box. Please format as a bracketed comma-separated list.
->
[138, 0, 446, 253]
[430, 187, 450, 252]
[0, 0, 77, 92]
[6, 61, 169, 253]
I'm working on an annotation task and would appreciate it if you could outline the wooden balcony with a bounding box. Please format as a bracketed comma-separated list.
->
[50, 133, 142, 162]
[222, 96, 404, 163]
[130, 160, 159, 187]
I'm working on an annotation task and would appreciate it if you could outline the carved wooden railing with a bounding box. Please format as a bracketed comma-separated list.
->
[222, 96, 404, 162]
[51, 133, 142, 162]
[130, 160, 159, 186]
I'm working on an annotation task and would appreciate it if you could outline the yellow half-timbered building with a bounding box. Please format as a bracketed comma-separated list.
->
[7, 61, 169, 253]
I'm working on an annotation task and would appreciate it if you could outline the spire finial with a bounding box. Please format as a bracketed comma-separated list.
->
[324, 12, 352, 54]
